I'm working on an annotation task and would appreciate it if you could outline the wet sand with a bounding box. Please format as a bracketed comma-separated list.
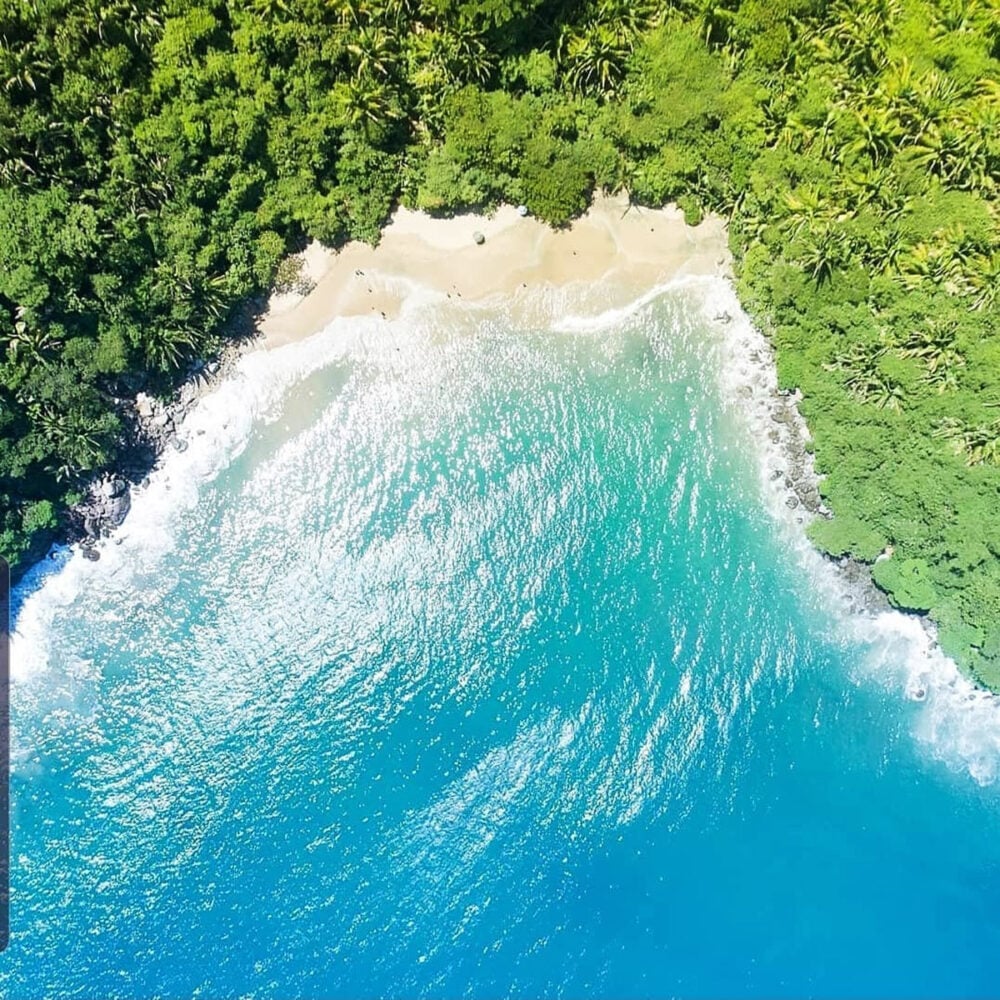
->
[260, 193, 731, 348]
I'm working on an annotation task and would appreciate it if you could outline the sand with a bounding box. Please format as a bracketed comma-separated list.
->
[259, 192, 731, 348]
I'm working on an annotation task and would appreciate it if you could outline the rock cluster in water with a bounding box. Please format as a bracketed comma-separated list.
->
[76, 476, 131, 558]
[66, 350, 238, 555]
[762, 374, 892, 617]
[767, 390, 826, 517]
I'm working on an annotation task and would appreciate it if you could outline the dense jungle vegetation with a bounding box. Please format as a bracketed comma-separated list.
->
[1, 0, 998, 682]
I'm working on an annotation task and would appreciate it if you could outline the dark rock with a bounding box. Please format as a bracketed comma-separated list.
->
[800, 493, 821, 513]
[172, 436, 189, 453]
[785, 496, 800, 509]
[82, 546, 101, 561]
[107, 492, 131, 525]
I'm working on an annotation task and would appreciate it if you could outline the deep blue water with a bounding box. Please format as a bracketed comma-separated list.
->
[6, 284, 1000, 998]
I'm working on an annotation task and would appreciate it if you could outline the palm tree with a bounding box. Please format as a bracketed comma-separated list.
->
[142, 322, 199, 371]
[595, 0, 661, 41]
[760, 92, 794, 147]
[849, 104, 904, 165]
[328, 0, 375, 29]
[908, 121, 985, 190]
[0, 39, 52, 94]
[898, 237, 968, 295]
[679, 0, 737, 48]
[248, 0, 291, 21]
[346, 26, 394, 79]
[869, 378, 906, 410]
[794, 223, 852, 285]
[442, 24, 495, 85]
[5, 310, 61, 366]
[967, 252, 1000, 311]
[929, 0, 994, 37]
[907, 70, 968, 141]
[25, 402, 107, 475]
[861, 224, 907, 274]
[557, 22, 630, 94]
[934, 418, 1000, 466]
[95, 0, 164, 44]
[898, 321, 964, 392]
[333, 77, 399, 132]
[826, 340, 904, 409]
[880, 57, 919, 119]
[376, 0, 423, 31]
[781, 187, 852, 237]
[813, 0, 901, 76]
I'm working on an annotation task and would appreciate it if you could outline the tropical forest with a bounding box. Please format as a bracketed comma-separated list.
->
[0, 0, 999, 684]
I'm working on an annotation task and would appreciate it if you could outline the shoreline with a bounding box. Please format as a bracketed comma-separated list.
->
[47, 196, 922, 665]
[259, 194, 729, 349]
[17, 195, 1000, 779]
[62, 192, 731, 549]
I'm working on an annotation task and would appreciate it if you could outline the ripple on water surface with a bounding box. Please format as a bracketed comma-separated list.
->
[7, 283, 1000, 999]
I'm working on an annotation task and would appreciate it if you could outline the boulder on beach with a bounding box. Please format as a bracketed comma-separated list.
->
[473, 231, 485, 245]
[135, 393, 154, 418]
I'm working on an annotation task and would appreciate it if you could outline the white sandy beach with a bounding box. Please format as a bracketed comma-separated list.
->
[259, 192, 731, 348]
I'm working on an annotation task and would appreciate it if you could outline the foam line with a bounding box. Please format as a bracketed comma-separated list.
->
[11, 275, 1000, 783]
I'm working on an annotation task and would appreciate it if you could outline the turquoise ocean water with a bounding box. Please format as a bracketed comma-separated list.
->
[6, 280, 1000, 998]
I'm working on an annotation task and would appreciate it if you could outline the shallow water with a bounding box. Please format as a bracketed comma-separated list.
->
[6, 283, 1000, 998]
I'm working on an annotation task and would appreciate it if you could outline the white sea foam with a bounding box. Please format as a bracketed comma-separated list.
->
[11, 272, 1000, 784]
[549, 275, 709, 335]
[545, 273, 1000, 784]
[698, 277, 1000, 786]
[10, 303, 435, 684]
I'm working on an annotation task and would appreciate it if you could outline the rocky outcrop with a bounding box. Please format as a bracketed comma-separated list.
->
[75, 475, 132, 543]
[62, 346, 244, 557]
[762, 380, 893, 618]
[766, 388, 828, 521]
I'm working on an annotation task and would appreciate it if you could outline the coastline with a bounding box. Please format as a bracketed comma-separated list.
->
[231, 192, 899, 629]
[65, 192, 729, 550]
[58, 194, 913, 653]
[17, 191, 1000, 780]
[259, 193, 728, 348]
[56, 194, 916, 642]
